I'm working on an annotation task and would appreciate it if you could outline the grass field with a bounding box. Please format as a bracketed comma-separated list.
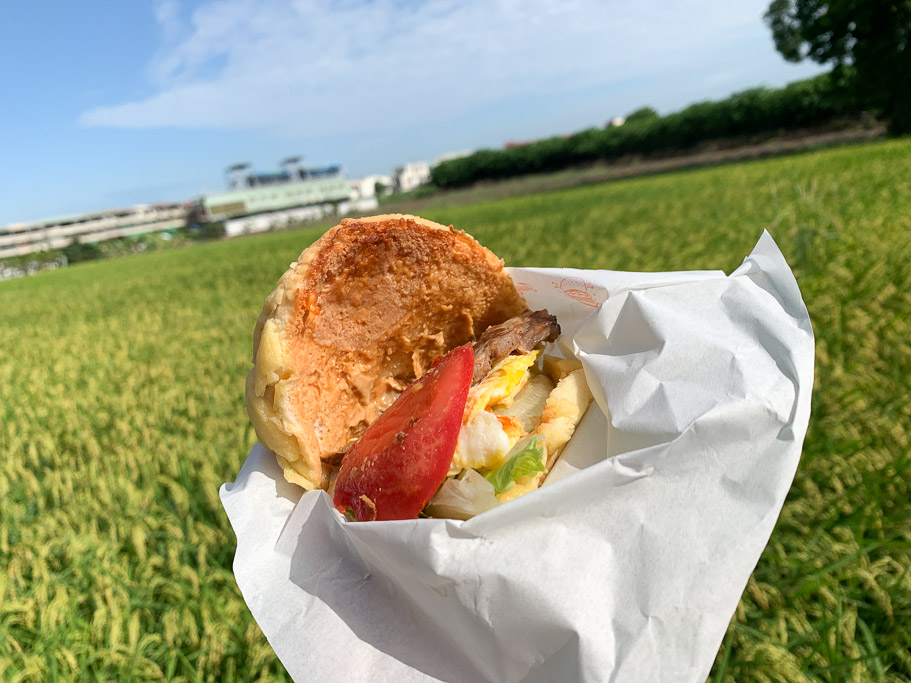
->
[2, 138, 910, 681]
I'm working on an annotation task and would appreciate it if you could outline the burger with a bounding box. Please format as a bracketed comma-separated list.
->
[245, 214, 592, 521]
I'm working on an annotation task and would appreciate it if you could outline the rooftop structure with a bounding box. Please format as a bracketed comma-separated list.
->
[224, 158, 342, 190]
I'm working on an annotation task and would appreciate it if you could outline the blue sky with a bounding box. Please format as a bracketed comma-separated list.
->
[0, 0, 825, 225]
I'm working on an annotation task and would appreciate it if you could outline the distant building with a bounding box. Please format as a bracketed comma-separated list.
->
[202, 159, 383, 237]
[393, 161, 432, 193]
[220, 195, 379, 238]
[0, 156, 380, 261]
[349, 174, 394, 200]
[0, 203, 185, 259]
[188, 160, 350, 226]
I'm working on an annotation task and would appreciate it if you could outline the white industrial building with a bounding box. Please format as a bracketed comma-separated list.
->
[0, 204, 185, 259]
[349, 174, 394, 200]
[393, 161, 432, 193]
[221, 196, 379, 238]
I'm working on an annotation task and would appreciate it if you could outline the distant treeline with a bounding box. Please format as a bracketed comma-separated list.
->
[432, 72, 862, 189]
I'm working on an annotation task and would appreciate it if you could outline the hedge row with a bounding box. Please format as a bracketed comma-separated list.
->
[432, 73, 860, 189]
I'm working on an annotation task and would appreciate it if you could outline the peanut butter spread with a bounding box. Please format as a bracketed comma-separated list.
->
[245, 214, 525, 490]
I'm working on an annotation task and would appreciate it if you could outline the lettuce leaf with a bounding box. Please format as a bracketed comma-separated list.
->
[484, 435, 547, 494]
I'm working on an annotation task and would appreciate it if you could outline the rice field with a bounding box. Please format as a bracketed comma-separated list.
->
[2, 138, 910, 681]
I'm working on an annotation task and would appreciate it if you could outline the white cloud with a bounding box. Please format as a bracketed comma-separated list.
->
[153, 0, 181, 38]
[81, 0, 776, 136]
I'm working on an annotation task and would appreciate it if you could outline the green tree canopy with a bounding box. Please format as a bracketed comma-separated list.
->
[765, 0, 911, 132]
[63, 237, 103, 264]
[625, 106, 660, 125]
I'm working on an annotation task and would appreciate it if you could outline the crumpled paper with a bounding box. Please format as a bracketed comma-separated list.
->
[220, 231, 814, 682]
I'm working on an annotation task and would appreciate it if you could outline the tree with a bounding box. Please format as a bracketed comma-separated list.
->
[625, 106, 660, 125]
[63, 237, 103, 264]
[765, 0, 911, 132]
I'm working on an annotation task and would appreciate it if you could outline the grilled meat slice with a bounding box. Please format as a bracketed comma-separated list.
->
[471, 309, 560, 384]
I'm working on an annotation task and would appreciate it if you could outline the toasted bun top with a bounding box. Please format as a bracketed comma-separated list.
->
[245, 214, 526, 490]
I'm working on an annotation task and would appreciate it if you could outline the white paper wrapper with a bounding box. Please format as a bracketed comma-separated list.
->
[220, 231, 814, 682]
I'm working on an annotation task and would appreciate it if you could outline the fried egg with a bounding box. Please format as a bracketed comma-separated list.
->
[448, 350, 539, 475]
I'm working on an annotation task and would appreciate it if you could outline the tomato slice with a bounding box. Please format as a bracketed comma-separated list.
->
[333, 345, 474, 521]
